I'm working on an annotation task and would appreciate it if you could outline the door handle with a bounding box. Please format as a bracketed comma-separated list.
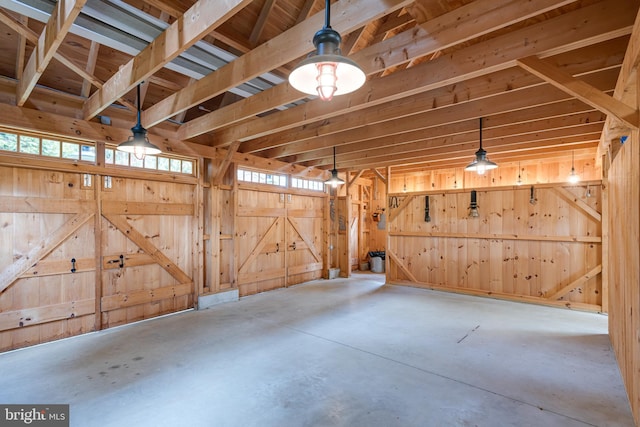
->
[289, 242, 296, 250]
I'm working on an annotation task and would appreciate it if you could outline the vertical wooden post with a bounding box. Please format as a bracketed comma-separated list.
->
[210, 182, 221, 294]
[345, 170, 352, 278]
[284, 188, 290, 287]
[385, 166, 391, 279]
[93, 140, 105, 331]
[194, 157, 205, 307]
[601, 175, 609, 314]
[230, 162, 238, 290]
[323, 190, 330, 278]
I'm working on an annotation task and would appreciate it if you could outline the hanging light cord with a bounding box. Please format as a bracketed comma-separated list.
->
[136, 84, 142, 126]
[324, 0, 331, 29]
[479, 117, 483, 150]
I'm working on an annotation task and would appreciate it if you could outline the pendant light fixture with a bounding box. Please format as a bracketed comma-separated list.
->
[568, 150, 580, 183]
[465, 117, 497, 175]
[117, 83, 161, 160]
[324, 146, 345, 188]
[288, 0, 366, 101]
[516, 162, 523, 185]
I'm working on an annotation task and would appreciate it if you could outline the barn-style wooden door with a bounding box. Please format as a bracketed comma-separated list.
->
[285, 193, 324, 287]
[236, 188, 323, 296]
[0, 167, 96, 351]
[99, 176, 196, 328]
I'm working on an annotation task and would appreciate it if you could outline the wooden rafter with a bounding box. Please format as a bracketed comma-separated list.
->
[250, 0, 276, 46]
[15, 16, 27, 80]
[249, 66, 615, 161]
[0, 10, 135, 111]
[295, 0, 319, 24]
[210, 0, 616, 146]
[83, 0, 253, 120]
[16, 0, 88, 106]
[599, 5, 640, 157]
[150, 0, 412, 130]
[81, 41, 100, 98]
[517, 56, 639, 129]
[181, 0, 577, 142]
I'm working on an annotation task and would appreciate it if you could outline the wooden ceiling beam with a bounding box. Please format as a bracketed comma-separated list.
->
[256, 67, 619, 159]
[213, 0, 632, 146]
[243, 37, 626, 155]
[309, 124, 604, 169]
[517, 56, 638, 129]
[335, 138, 600, 171]
[250, 0, 276, 46]
[83, 0, 252, 120]
[15, 16, 27, 81]
[295, 0, 320, 24]
[81, 41, 100, 98]
[16, 0, 87, 106]
[293, 113, 606, 166]
[0, 10, 135, 111]
[599, 6, 640, 156]
[149, 0, 412, 130]
[366, 143, 600, 174]
[179, 0, 574, 141]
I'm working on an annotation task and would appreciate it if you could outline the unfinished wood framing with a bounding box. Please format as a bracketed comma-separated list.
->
[385, 178, 603, 312]
[0, 0, 640, 422]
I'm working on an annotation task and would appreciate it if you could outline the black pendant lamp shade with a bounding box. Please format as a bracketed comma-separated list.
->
[117, 84, 161, 159]
[324, 146, 345, 188]
[465, 117, 497, 175]
[288, 0, 366, 101]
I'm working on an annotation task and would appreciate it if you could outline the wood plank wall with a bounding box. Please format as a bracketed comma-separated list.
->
[0, 164, 196, 351]
[607, 131, 640, 426]
[384, 155, 604, 312]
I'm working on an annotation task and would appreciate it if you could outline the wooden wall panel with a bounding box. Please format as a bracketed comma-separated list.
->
[236, 189, 285, 296]
[390, 154, 600, 193]
[286, 194, 323, 285]
[0, 167, 96, 351]
[607, 131, 640, 426]
[235, 187, 324, 296]
[100, 177, 195, 328]
[386, 183, 603, 311]
[369, 176, 387, 253]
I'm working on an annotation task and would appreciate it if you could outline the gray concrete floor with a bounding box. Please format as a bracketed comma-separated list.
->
[0, 273, 634, 427]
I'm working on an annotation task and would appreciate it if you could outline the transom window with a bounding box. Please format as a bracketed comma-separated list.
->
[0, 131, 95, 162]
[105, 147, 194, 175]
[291, 177, 324, 192]
[237, 168, 287, 187]
[0, 128, 195, 176]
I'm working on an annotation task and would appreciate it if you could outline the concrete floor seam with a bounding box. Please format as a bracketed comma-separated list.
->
[284, 324, 601, 427]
